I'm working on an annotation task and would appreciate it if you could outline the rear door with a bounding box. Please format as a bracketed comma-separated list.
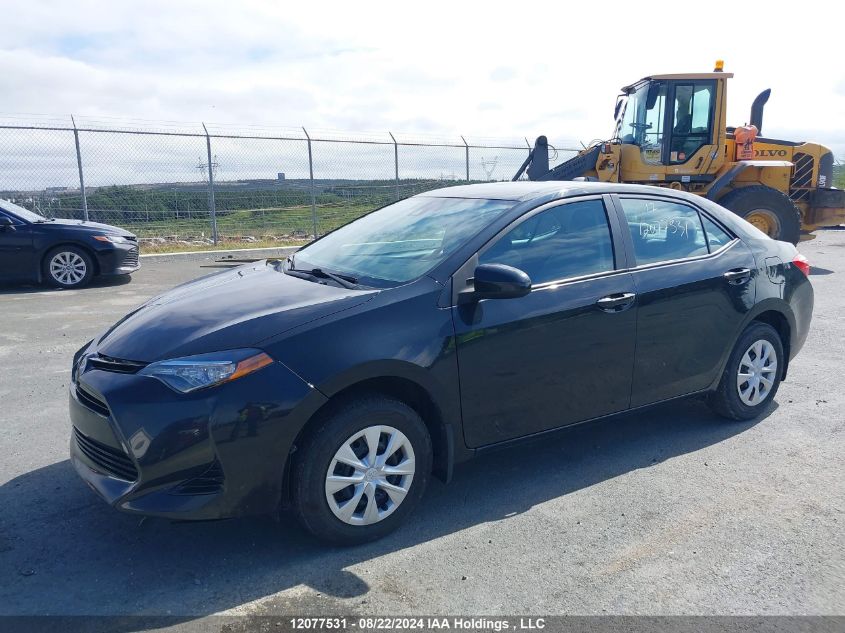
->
[453, 196, 638, 447]
[0, 211, 34, 282]
[612, 194, 757, 407]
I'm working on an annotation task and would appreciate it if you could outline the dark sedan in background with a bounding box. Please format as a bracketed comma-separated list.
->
[68, 182, 813, 544]
[0, 199, 139, 288]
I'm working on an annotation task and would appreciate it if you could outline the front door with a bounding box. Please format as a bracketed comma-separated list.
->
[0, 212, 34, 282]
[453, 197, 637, 448]
[613, 195, 757, 406]
[665, 80, 716, 168]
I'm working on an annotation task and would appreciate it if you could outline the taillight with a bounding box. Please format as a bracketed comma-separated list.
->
[792, 253, 810, 277]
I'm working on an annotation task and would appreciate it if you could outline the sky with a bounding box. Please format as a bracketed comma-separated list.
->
[1, 0, 843, 182]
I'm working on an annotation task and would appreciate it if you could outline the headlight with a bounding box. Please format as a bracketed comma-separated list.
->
[93, 234, 130, 244]
[138, 349, 273, 393]
[71, 339, 93, 382]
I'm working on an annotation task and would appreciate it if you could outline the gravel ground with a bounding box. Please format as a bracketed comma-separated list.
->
[0, 234, 842, 624]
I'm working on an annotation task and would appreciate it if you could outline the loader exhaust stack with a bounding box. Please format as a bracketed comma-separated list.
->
[750, 89, 771, 134]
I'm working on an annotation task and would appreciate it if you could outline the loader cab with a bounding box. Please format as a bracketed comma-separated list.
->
[615, 72, 730, 177]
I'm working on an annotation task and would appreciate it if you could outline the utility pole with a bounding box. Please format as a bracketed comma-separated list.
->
[201, 123, 218, 244]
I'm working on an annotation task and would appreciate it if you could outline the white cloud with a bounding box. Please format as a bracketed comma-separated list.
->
[0, 0, 843, 157]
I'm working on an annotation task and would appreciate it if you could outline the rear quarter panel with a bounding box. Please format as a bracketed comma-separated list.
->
[743, 237, 814, 360]
[695, 196, 814, 360]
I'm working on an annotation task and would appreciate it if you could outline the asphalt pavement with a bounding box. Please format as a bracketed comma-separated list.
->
[0, 235, 842, 624]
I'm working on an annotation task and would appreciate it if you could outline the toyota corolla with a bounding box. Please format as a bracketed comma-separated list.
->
[69, 182, 813, 544]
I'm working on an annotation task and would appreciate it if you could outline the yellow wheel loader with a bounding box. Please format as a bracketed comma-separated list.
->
[514, 61, 845, 244]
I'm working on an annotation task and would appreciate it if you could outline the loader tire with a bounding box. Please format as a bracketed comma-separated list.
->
[718, 185, 801, 244]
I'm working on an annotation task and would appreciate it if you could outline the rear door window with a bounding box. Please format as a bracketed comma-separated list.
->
[619, 198, 709, 265]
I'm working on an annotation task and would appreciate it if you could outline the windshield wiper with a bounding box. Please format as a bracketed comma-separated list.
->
[284, 262, 359, 289]
[282, 254, 360, 289]
[310, 268, 359, 289]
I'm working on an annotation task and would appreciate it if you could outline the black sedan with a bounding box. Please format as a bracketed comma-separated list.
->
[68, 182, 813, 544]
[0, 199, 139, 288]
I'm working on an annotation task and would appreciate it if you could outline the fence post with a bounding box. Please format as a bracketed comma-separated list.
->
[202, 123, 218, 245]
[388, 132, 399, 200]
[302, 127, 318, 239]
[461, 136, 470, 182]
[71, 116, 88, 222]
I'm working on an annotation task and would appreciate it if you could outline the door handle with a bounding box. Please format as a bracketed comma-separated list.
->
[723, 268, 752, 285]
[596, 292, 636, 313]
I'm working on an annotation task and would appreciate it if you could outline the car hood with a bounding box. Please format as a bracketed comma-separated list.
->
[43, 218, 134, 237]
[96, 262, 376, 362]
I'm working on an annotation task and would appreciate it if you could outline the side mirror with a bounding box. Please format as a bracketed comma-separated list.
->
[462, 263, 531, 302]
[0, 216, 14, 230]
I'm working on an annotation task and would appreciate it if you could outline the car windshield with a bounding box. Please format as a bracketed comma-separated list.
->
[293, 196, 514, 287]
[0, 199, 48, 222]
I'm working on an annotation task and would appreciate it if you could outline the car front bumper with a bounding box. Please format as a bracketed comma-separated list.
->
[94, 240, 140, 276]
[68, 344, 326, 521]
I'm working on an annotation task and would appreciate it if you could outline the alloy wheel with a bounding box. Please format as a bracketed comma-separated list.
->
[50, 251, 87, 286]
[325, 425, 416, 526]
[736, 339, 778, 407]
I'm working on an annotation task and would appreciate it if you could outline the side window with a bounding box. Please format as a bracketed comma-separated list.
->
[620, 198, 709, 265]
[479, 199, 615, 285]
[670, 81, 714, 163]
[701, 214, 733, 250]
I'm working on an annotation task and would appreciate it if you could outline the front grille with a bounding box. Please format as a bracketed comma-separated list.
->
[174, 461, 225, 495]
[790, 152, 814, 202]
[75, 384, 110, 417]
[88, 354, 146, 374]
[74, 427, 138, 481]
[123, 248, 139, 268]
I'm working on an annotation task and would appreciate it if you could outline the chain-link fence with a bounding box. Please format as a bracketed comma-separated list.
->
[0, 116, 579, 252]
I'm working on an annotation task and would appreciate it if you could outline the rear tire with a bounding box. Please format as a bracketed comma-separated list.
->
[718, 185, 801, 244]
[291, 394, 432, 545]
[707, 322, 784, 421]
[43, 246, 94, 289]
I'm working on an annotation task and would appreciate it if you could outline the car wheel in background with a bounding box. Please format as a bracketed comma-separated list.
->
[707, 322, 784, 420]
[43, 246, 95, 289]
[291, 394, 432, 545]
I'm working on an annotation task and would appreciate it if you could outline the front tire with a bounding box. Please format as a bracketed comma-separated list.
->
[707, 322, 784, 420]
[718, 185, 801, 244]
[291, 395, 432, 545]
[43, 246, 94, 288]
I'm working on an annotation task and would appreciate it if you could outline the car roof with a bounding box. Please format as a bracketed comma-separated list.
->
[415, 180, 699, 203]
[415, 180, 763, 244]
